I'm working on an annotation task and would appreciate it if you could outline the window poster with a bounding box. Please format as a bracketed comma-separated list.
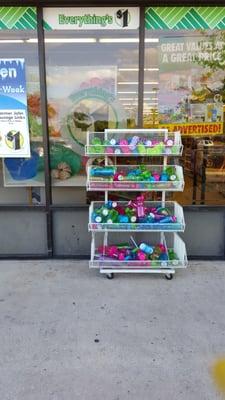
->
[4, 65, 126, 187]
[0, 58, 30, 157]
[158, 35, 225, 135]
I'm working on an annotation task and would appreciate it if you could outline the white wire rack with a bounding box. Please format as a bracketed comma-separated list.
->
[86, 128, 187, 279]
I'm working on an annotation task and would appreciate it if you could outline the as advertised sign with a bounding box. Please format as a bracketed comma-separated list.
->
[0, 59, 30, 157]
[43, 7, 139, 30]
[159, 122, 223, 136]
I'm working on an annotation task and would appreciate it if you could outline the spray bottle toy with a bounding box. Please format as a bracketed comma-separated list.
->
[90, 137, 103, 153]
[128, 195, 146, 219]
[119, 139, 131, 154]
[129, 136, 139, 151]
[91, 166, 116, 178]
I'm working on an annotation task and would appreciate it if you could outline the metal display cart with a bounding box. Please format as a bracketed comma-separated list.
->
[86, 128, 187, 279]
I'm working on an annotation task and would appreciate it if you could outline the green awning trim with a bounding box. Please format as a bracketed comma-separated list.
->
[0, 7, 37, 30]
[145, 7, 225, 30]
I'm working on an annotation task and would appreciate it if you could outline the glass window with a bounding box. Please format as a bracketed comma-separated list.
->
[144, 7, 225, 205]
[0, 28, 45, 205]
[44, 14, 139, 204]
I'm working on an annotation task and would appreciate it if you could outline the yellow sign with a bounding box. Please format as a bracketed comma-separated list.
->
[159, 122, 223, 136]
[5, 130, 24, 150]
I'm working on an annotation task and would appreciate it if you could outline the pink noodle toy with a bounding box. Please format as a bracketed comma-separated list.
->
[137, 250, 147, 260]
[118, 252, 125, 261]
[119, 139, 131, 154]
[106, 147, 114, 154]
[108, 246, 119, 259]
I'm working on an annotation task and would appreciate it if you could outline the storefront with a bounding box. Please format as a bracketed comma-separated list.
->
[0, 2, 225, 258]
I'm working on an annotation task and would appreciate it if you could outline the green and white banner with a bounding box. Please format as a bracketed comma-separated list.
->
[0, 7, 37, 30]
[145, 7, 225, 30]
[43, 7, 139, 30]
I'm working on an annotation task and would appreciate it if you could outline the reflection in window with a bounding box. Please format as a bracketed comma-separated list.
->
[0, 30, 44, 205]
[144, 28, 225, 205]
[44, 30, 139, 204]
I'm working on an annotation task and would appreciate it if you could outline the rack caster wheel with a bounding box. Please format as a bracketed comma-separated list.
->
[165, 273, 173, 280]
[106, 273, 114, 280]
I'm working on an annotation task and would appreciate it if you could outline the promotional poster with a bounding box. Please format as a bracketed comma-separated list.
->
[158, 35, 224, 135]
[0, 58, 30, 157]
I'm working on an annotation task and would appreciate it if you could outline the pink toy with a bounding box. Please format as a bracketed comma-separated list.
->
[148, 207, 157, 213]
[115, 205, 126, 215]
[98, 245, 106, 255]
[119, 139, 131, 154]
[137, 250, 147, 260]
[113, 172, 124, 181]
[128, 195, 146, 218]
[158, 244, 166, 252]
[152, 173, 160, 181]
[106, 147, 114, 154]
[118, 252, 125, 261]
[108, 246, 119, 259]
[165, 139, 174, 146]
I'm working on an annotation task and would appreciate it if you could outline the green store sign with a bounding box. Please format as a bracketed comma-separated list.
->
[0, 7, 225, 31]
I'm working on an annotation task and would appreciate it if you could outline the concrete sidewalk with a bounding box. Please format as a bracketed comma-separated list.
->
[0, 260, 224, 400]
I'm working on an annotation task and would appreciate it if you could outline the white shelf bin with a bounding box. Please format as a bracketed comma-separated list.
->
[89, 201, 185, 232]
[85, 129, 183, 157]
[87, 165, 184, 192]
[89, 233, 187, 270]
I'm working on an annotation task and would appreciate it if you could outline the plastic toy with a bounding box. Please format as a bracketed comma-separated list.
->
[106, 209, 119, 223]
[91, 166, 115, 177]
[137, 143, 146, 155]
[113, 172, 124, 181]
[91, 137, 103, 153]
[87, 132, 181, 156]
[106, 200, 118, 209]
[139, 243, 154, 254]
[119, 139, 131, 154]
[118, 215, 129, 223]
[106, 147, 114, 154]
[101, 206, 109, 216]
[129, 136, 139, 151]
[92, 213, 102, 223]
[128, 195, 146, 218]
[145, 139, 152, 147]
[114, 148, 122, 155]
[91, 196, 178, 226]
[165, 167, 177, 181]
[97, 240, 173, 264]
[110, 138, 117, 146]
[137, 250, 147, 260]
[125, 207, 137, 223]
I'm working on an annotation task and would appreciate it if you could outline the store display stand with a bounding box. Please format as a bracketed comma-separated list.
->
[86, 129, 187, 279]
